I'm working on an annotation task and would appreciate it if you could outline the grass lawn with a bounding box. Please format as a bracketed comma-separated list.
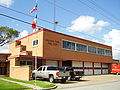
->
[0, 76, 55, 88]
[0, 79, 31, 90]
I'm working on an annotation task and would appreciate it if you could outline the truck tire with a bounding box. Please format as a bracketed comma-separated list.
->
[75, 78, 80, 81]
[49, 75, 54, 83]
[61, 79, 66, 83]
[32, 73, 35, 80]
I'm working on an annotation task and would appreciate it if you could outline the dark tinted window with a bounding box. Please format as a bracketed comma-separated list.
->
[47, 67, 58, 70]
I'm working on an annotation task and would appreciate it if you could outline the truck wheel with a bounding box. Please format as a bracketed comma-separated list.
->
[49, 75, 54, 83]
[68, 77, 71, 81]
[32, 73, 35, 80]
[75, 78, 80, 81]
[61, 79, 66, 83]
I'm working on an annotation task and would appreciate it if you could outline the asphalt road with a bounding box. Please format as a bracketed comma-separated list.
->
[57, 81, 120, 90]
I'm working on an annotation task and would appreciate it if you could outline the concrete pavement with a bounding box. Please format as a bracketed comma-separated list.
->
[56, 74, 120, 89]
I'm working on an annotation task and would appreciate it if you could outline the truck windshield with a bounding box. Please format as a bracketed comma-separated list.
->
[47, 67, 59, 70]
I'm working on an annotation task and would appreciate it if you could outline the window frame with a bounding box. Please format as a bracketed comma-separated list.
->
[32, 39, 39, 47]
[20, 60, 32, 66]
[62, 39, 112, 56]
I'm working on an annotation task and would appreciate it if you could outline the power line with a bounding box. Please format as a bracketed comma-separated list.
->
[45, 0, 80, 17]
[77, 0, 120, 26]
[1, 12, 120, 54]
[45, 0, 117, 31]
[0, 5, 54, 25]
[0, 13, 43, 28]
[87, 0, 120, 24]
[0, 4, 113, 43]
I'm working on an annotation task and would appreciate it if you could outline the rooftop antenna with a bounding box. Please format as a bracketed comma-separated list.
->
[53, 0, 58, 31]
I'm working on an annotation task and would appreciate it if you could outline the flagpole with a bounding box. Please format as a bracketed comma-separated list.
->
[34, 0, 38, 89]
[54, 0, 56, 31]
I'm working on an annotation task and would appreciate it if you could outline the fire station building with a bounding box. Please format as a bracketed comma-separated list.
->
[0, 28, 119, 80]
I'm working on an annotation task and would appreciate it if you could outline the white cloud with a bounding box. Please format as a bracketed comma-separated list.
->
[19, 30, 28, 38]
[103, 29, 120, 59]
[0, 44, 9, 53]
[67, 16, 109, 33]
[0, 0, 14, 7]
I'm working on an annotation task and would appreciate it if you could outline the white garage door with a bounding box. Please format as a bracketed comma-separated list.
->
[84, 62, 93, 75]
[84, 69, 93, 75]
[72, 61, 83, 67]
[102, 69, 108, 74]
[94, 63, 101, 75]
[102, 63, 108, 68]
[102, 63, 109, 74]
[72, 61, 83, 71]
[46, 60, 57, 66]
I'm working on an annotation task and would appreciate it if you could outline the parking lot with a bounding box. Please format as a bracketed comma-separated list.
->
[56, 74, 120, 89]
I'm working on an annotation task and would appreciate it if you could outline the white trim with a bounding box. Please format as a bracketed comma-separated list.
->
[32, 39, 39, 47]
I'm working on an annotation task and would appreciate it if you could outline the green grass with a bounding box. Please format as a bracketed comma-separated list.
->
[0, 79, 31, 90]
[0, 76, 55, 88]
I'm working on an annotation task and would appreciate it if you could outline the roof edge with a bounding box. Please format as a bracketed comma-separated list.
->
[15, 28, 111, 48]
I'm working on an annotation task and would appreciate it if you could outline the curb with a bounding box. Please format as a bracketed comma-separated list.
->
[40, 85, 58, 90]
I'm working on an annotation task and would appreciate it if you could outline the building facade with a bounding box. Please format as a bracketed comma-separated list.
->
[8, 28, 118, 80]
[0, 53, 11, 76]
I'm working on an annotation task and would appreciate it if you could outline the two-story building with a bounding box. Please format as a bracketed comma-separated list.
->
[8, 28, 118, 80]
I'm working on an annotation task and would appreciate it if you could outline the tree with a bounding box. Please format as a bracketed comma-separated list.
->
[0, 26, 19, 46]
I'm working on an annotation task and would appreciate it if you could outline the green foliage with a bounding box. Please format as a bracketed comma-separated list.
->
[0, 80, 31, 90]
[0, 26, 19, 46]
[0, 76, 55, 88]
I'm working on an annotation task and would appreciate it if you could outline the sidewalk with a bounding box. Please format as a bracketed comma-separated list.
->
[0, 78, 42, 90]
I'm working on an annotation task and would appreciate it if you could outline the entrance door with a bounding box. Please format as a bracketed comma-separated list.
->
[62, 61, 72, 67]
[0, 67, 2, 75]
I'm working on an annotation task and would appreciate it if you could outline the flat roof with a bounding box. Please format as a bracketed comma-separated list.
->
[16, 28, 111, 48]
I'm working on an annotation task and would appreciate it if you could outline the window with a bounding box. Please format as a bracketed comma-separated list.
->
[105, 50, 112, 56]
[62, 39, 112, 56]
[88, 46, 96, 54]
[38, 67, 42, 71]
[20, 61, 32, 66]
[97, 48, 105, 55]
[62, 40, 75, 50]
[47, 67, 58, 70]
[32, 39, 39, 47]
[76, 44, 87, 52]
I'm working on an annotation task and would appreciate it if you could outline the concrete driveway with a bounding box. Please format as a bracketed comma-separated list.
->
[56, 74, 120, 89]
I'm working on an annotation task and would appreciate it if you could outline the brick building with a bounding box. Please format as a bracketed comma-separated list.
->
[0, 53, 11, 76]
[2, 28, 118, 80]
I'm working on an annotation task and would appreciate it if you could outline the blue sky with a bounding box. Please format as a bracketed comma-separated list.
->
[0, 0, 120, 59]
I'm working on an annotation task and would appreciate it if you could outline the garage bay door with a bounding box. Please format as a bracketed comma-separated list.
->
[102, 63, 108, 74]
[46, 60, 58, 66]
[72, 61, 83, 71]
[84, 62, 93, 75]
[94, 63, 101, 75]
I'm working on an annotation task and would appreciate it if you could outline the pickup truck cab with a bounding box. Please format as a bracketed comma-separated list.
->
[32, 66, 70, 83]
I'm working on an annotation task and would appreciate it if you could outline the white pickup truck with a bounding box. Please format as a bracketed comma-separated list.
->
[32, 66, 70, 83]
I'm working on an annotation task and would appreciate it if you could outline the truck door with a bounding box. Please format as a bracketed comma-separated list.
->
[42, 67, 48, 78]
[36, 67, 42, 77]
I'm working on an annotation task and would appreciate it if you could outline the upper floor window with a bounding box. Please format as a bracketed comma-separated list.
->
[62, 39, 112, 56]
[97, 48, 105, 55]
[76, 44, 87, 52]
[32, 39, 39, 47]
[105, 50, 112, 56]
[62, 40, 75, 50]
[88, 46, 96, 54]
